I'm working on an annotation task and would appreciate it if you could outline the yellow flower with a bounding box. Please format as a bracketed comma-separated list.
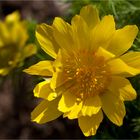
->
[24, 5, 140, 136]
[0, 11, 36, 76]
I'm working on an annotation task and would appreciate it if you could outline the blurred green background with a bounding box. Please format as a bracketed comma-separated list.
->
[0, 0, 140, 139]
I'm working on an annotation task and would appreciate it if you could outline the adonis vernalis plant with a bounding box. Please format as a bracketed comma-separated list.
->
[0, 11, 36, 76]
[24, 5, 140, 136]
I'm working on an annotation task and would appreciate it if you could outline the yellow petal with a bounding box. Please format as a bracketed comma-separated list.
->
[50, 50, 71, 90]
[31, 98, 62, 124]
[0, 22, 10, 43]
[108, 76, 137, 101]
[21, 44, 36, 60]
[71, 15, 89, 50]
[24, 60, 54, 76]
[53, 17, 74, 52]
[34, 80, 58, 101]
[96, 47, 115, 61]
[50, 51, 63, 89]
[0, 39, 4, 47]
[36, 24, 59, 58]
[120, 52, 140, 70]
[107, 25, 138, 56]
[0, 68, 10, 76]
[50, 71, 63, 90]
[50, 69, 73, 92]
[108, 58, 140, 77]
[11, 23, 28, 47]
[78, 110, 103, 136]
[81, 95, 101, 116]
[5, 11, 20, 23]
[100, 90, 126, 126]
[58, 91, 76, 113]
[53, 49, 63, 69]
[80, 5, 100, 29]
[64, 101, 83, 119]
[91, 15, 115, 50]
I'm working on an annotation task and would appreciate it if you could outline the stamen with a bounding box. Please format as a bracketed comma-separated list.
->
[62, 50, 111, 100]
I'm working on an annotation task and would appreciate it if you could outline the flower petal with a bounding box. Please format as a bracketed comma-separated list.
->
[50, 70, 63, 90]
[0, 22, 10, 43]
[108, 76, 137, 101]
[78, 110, 103, 136]
[91, 15, 115, 50]
[11, 22, 28, 47]
[0, 68, 10, 76]
[50, 50, 74, 90]
[81, 95, 101, 116]
[96, 47, 115, 61]
[120, 52, 140, 70]
[21, 44, 36, 60]
[64, 101, 83, 119]
[0, 39, 4, 47]
[53, 17, 74, 52]
[34, 80, 58, 101]
[108, 58, 140, 77]
[24, 60, 54, 76]
[58, 91, 76, 113]
[50, 50, 68, 90]
[5, 11, 20, 23]
[71, 15, 89, 50]
[100, 90, 126, 126]
[31, 98, 62, 124]
[80, 5, 100, 29]
[107, 25, 138, 56]
[36, 24, 59, 58]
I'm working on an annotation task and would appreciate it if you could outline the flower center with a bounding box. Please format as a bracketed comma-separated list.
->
[0, 44, 19, 68]
[74, 64, 110, 99]
[62, 50, 111, 100]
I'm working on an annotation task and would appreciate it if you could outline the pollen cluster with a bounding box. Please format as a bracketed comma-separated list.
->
[63, 50, 111, 100]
